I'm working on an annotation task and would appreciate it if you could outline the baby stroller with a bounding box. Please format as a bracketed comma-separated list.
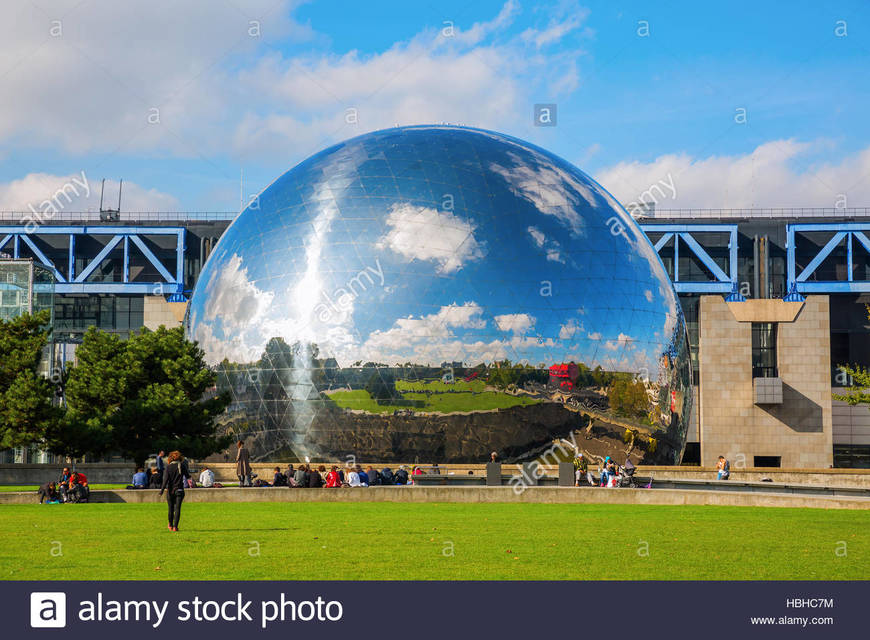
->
[618, 460, 638, 488]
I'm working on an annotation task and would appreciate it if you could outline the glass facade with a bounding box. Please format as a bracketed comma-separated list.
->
[0, 259, 54, 324]
[53, 295, 144, 341]
[187, 125, 693, 464]
[751, 322, 778, 378]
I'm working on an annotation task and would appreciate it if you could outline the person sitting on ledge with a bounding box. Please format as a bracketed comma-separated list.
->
[285, 464, 296, 486]
[366, 466, 379, 486]
[38, 481, 59, 504]
[411, 466, 423, 484]
[58, 467, 72, 502]
[308, 465, 325, 488]
[198, 466, 215, 488]
[394, 465, 410, 485]
[346, 466, 362, 487]
[294, 465, 307, 488]
[272, 467, 287, 487]
[379, 467, 394, 485]
[132, 467, 148, 488]
[357, 466, 369, 486]
[148, 467, 161, 488]
[325, 466, 341, 488]
[67, 471, 89, 503]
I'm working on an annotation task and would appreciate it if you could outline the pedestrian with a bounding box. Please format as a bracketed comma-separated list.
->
[155, 450, 166, 482]
[489, 451, 498, 463]
[716, 455, 730, 481]
[159, 451, 190, 532]
[236, 440, 252, 487]
[38, 481, 58, 504]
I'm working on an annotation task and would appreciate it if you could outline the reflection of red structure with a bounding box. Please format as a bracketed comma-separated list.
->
[549, 363, 579, 390]
[464, 371, 480, 382]
[670, 390, 676, 412]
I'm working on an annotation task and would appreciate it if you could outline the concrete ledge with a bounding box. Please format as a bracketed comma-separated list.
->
[5, 463, 870, 487]
[2, 486, 868, 509]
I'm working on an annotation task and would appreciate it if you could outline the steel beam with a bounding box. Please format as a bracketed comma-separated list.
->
[640, 224, 737, 294]
[787, 223, 870, 295]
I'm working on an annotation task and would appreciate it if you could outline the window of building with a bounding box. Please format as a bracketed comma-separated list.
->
[751, 322, 778, 378]
[753, 455, 781, 468]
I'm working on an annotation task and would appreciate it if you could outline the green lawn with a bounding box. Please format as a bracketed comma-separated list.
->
[0, 502, 866, 580]
[329, 388, 539, 413]
[396, 379, 486, 392]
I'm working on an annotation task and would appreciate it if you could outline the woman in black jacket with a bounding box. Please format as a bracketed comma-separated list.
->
[307, 465, 324, 488]
[159, 450, 190, 532]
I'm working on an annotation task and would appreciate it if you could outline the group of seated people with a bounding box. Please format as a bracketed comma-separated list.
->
[265, 464, 423, 488]
[41, 462, 426, 500]
[38, 468, 90, 503]
[128, 466, 163, 489]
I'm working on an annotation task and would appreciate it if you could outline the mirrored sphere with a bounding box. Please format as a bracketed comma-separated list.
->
[187, 125, 692, 464]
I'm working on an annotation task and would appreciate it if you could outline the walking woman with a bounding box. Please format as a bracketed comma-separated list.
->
[159, 450, 190, 532]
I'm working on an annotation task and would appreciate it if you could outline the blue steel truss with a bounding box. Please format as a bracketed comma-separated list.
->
[0, 226, 185, 298]
[640, 224, 742, 299]
[787, 223, 870, 296]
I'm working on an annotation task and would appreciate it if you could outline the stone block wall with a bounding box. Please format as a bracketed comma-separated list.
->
[698, 295, 833, 468]
[143, 296, 187, 330]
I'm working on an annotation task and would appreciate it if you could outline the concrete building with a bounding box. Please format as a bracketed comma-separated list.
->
[637, 207, 870, 468]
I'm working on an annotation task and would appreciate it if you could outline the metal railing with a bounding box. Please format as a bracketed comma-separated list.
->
[633, 208, 870, 220]
[0, 211, 237, 223]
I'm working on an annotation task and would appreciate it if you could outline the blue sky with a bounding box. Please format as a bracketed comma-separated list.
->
[1, 0, 868, 212]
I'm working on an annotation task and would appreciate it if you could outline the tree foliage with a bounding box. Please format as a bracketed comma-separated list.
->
[833, 305, 870, 410]
[0, 310, 60, 449]
[607, 377, 649, 418]
[62, 325, 231, 465]
[365, 370, 396, 400]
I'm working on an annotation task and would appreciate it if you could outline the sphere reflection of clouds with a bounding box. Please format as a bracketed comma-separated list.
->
[187, 125, 692, 463]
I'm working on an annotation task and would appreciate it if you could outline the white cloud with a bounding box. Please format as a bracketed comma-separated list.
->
[587, 331, 602, 340]
[526, 225, 565, 263]
[453, 0, 521, 46]
[644, 289, 654, 302]
[521, 4, 590, 48]
[596, 140, 870, 209]
[558, 319, 582, 339]
[378, 202, 484, 273]
[0, 1, 311, 155]
[604, 332, 636, 351]
[490, 151, 600, 235]
[0, 1, 588, 162]
[366, 302, 485, 350]
[494, 313, 535, 334]
[203, 254, 274, 332]
[0, 173, 179, 211]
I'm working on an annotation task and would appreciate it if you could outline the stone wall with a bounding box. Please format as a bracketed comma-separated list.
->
[143, 296, 187, 330]
[302, 402, 589, 463]
[2, 485, 867, 509]
[698, 295, 833, 468]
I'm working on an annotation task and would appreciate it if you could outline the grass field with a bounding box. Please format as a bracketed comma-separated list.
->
[329, 388, 539, 413]
[395, 379, 486, 392]
[0, 502, 867, 580]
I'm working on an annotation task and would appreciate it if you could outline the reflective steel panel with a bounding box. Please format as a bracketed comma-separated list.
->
[187, 125, 692, 464]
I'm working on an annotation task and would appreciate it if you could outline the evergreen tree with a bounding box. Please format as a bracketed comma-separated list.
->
[63, 325, 231, 466]
[0, 310, 60, 449]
